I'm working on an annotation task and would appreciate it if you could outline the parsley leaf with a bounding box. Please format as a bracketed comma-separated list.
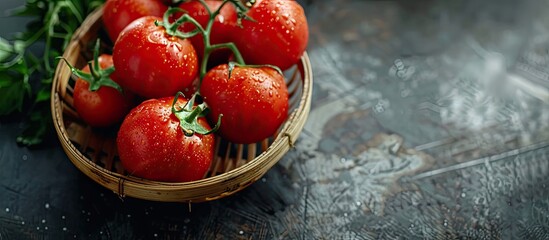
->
[0, 0, 104, 146]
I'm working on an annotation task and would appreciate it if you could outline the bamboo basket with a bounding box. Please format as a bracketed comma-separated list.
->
[51, 6, 312, 203]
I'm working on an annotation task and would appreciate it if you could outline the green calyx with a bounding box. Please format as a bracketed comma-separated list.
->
[57, 39, 122, 93]
[171, 92, 222, 136]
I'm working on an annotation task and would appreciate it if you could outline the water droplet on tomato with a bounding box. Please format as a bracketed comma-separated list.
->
[268, 91, 273, 97]
[168, 42, 182, 53]
[147, 30, 168, 45]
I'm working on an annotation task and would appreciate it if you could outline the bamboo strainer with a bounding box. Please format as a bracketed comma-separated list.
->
[51, 6, 312, 203]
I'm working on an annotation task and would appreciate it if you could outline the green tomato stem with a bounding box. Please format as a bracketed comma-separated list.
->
[159, 1, 249, 85]
[210, 42, 245, 65]
[56, 39, 122, 93]
[157, 7, 204, 39]
[195, 0, 247, 90]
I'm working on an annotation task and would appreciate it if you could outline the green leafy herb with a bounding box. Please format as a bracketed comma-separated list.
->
[0, 0, 104, 146]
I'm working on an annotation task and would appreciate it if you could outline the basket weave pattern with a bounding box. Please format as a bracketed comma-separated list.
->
[51, 6, 312, 202]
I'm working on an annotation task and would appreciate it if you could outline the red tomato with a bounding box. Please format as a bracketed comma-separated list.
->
[200, 64, 289, 144]
[102, 0, 168, 42]
[233, 0, 309, 71]
[117, 96, 215, 182]
[73, 54, 134, 128]
[113, 16, 199, 99]
[173, 0, 238, 65]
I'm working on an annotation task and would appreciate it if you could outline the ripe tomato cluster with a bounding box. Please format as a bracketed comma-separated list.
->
[63, 0, 308, 182]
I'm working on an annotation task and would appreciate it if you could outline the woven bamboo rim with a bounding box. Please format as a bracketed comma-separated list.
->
[51, 6, 312, 203]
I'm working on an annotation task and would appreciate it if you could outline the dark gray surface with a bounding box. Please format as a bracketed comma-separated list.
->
[2, 0, 549, 239]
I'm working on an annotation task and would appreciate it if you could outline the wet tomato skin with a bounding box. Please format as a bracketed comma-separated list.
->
[103, 0, 168, 42]
[73, 54, 134, 128]
[116, 96, 215, 182]
[200, 64, 289, 144]
[113, 16, 199, 99]
[233, 0, 309, 71]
